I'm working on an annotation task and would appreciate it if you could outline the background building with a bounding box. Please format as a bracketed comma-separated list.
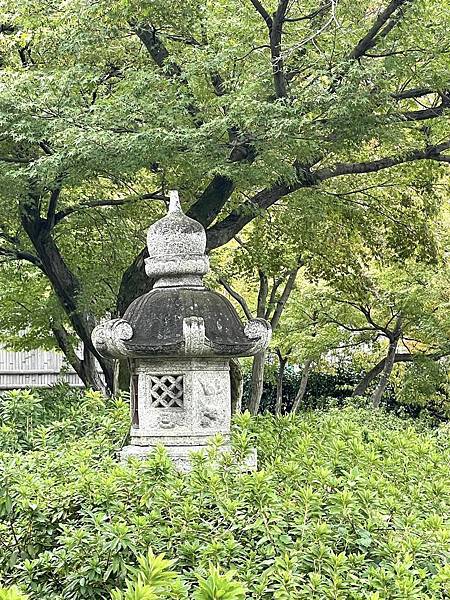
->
[0, 348, 84, 389]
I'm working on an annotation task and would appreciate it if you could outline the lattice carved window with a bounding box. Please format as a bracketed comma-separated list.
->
[149, 375, 184, 408]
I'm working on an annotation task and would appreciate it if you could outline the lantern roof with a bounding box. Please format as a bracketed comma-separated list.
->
[92, 191, 271, 359]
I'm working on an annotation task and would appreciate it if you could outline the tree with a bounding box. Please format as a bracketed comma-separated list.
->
[268, 183, 450, 411]
[212, 216, 301, 414]
[311, 257, 450, 407]
[273, 280, 347, 413]
[1, 0, 450, 393]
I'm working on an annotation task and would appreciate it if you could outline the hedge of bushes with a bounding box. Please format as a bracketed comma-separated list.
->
[241, 367, 360, 414]
[242, 366, 450, 422]
[0, 387, 449, 599]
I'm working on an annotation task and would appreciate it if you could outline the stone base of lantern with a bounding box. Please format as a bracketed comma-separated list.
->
[119, 443, 257, 472]
[118, 357, 259, 471]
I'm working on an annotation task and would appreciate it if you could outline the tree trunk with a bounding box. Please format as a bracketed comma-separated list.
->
[291, 358, 313, 414]
[275, 352, 288, 416]
[78, 345, 109, 393]
[371, 317, 403, 408]
[117, 248, 155, 316]
[247, 350, 266, 415]
[114, 359, 132, 393]
[371, 337, 400, 408]
[352, 352, 415, 397]
[230, 358, 243, 414]
[21, 203, 114, 394]
[51, 324, 107, 393]
[352, 359, 386, 397]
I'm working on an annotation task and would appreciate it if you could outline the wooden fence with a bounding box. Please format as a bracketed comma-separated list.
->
[0, 348, 84, 389]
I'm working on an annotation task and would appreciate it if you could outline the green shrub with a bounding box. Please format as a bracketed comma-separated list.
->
[0, 388, 449, 599]
[111, 549, 246, 600]
[0, 587, 28, 600]
[242, 364, 450, 422]
[0, 385, 128, 452]
[0, 552, 247, 600]
[395, 357, 450, 420]
[241, 366, 360, 414]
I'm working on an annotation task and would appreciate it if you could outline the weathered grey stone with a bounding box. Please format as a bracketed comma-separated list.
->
[120, 444, 258, 473]
[92, 190, 271, 470]
[130, 357, 230, 443]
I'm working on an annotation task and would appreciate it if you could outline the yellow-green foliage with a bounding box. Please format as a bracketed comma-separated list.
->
[0, 587, 28, 600]
[111, 550, 246, 600]
[0, 389, 449, 599]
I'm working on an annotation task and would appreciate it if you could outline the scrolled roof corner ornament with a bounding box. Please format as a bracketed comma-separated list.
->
[243, 318, 272, 354]
[92, 318, 133, 359]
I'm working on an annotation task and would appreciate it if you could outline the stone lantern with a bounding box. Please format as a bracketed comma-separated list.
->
[92, 191, 271, 469]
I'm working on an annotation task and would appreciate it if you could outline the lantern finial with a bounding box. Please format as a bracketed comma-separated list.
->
[168, 189, 182, 213]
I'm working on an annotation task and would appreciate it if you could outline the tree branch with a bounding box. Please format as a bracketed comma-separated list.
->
[434, 155, 450, 163]
[0, 226, 19, 246]
[0, 246, 42, 267]
[206, 182, 292, 249]
[257, 269, 269, 318]
[133, 23, 228, 105]
[323, 314, 378, 334]
[132, 23, 181, 75]
[249, 0, 289, 97]
[401, 98, 450, 121]
[162, 33, 202, 46]
[270, 0, 290, 98]
[54, 192, 165, 224]
[392, 87, 435, 100]
[265, 276, 283, 320]
[0, 156, 30, 164]
[349, 0, 413, 60]
[284, 2, 332, 22]
[249, 0, 273, 28]
[206, 139, 450, 250]
[270, 265, 300, 329]
[219, 277, 254, 320]
[46, 178, 64, 228]
[358, 304, 393, 337]
[187, 175, 234, 227]
[313, 140, 450, 180]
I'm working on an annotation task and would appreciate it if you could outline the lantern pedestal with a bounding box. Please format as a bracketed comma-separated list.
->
[119, 442, 257, 473]
[119, 357, 257, 471]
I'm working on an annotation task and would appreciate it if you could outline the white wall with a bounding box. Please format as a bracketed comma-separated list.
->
[0, 348, 84, 389]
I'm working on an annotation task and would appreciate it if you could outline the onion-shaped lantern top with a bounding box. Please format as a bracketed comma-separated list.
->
[92, 191, 271, 359]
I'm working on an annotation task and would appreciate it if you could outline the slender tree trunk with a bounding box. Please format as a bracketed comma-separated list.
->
[371, 317, 403, 408]
[78, 346, 109, 393]
[230, 358, 243, 414]
[115, 359, 131, 393]
[352, 352, 415, 397]
[248, 350, 266, 415]
[371, 338, 400, 408]
[352, 359, 386, 397]
[275, 351, 288, 416]
[291, 358, 313, 414]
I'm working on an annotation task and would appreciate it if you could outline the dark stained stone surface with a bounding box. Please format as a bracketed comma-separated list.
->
[123, 287, 255, 356]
